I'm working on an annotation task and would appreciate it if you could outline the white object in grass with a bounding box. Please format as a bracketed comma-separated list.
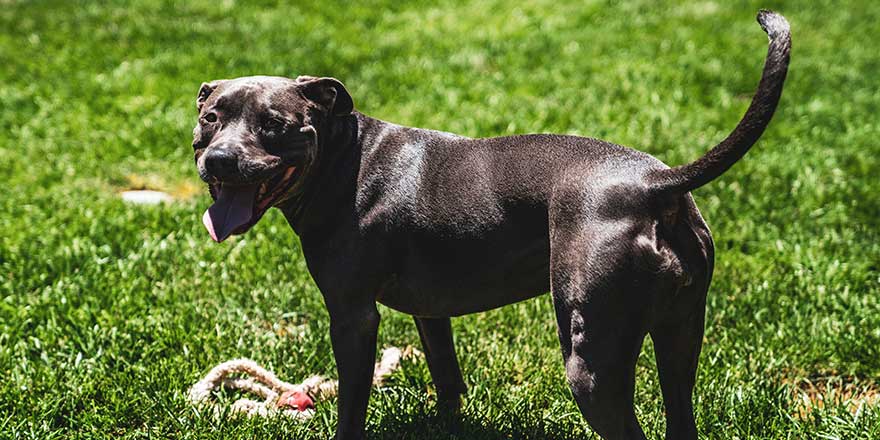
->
[120, 190, 174, 205]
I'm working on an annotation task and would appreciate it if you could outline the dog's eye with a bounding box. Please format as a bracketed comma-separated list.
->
[264, 117, 286, 132]
[203, 112, 218, 123]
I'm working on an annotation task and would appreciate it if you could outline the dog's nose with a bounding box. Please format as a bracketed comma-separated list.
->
[203, 148, 240, 181]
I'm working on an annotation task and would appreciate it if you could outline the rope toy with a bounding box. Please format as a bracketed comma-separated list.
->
[188, 347, 413, 419]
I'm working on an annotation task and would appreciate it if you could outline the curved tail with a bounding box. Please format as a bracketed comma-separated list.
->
[647, 10, 791, 195]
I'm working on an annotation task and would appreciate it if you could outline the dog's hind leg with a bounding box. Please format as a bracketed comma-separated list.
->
[552, 287, 649, 440]
[414, 317, 467, 412]
[651, 303, 705, 440]
[550, 224, 651, 440]
[650, 197, 713, 440]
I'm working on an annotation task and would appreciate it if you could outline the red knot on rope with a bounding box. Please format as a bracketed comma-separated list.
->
[188, 347, 413, 419]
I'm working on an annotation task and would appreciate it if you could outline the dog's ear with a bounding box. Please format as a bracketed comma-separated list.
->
[296, 76, 354, 116]
[196, 80, 224, 111]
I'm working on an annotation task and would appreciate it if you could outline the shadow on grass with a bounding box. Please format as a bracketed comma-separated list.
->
[370, 410, 589, 440]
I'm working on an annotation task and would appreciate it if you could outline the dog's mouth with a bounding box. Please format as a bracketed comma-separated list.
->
[202, 166, 297, 242]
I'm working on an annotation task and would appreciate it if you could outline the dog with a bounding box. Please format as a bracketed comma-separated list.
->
[190, 10, 790, 439]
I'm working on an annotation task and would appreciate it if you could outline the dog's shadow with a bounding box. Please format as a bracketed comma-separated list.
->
[368, 409, 590, 440]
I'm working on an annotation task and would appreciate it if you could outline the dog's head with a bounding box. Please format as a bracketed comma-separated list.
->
[192, 75, 353, 242]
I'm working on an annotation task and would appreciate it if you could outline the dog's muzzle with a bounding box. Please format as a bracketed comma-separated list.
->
[202, 166, 298, 242]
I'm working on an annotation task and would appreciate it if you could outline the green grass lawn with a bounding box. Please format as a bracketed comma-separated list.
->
[1, 0, 879, 438]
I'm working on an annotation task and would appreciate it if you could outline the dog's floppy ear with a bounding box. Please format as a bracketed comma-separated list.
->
[196, 80, 224, 111]
[296, 76, 354, 116]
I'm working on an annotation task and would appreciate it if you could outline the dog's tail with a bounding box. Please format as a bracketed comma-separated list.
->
[646, 10, 791, 196]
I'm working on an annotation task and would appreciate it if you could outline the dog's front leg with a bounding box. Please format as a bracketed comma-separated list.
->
[329, 302, 380, 440]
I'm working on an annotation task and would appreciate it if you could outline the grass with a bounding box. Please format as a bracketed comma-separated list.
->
[1, 0, 878, 438]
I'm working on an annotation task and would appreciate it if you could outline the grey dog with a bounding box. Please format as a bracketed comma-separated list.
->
[191, 10, 790, 440]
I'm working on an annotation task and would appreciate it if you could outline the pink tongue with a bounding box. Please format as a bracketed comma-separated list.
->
[202, 184, 258, 242]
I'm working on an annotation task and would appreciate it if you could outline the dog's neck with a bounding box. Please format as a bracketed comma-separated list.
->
[279, 112, 361, 238]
